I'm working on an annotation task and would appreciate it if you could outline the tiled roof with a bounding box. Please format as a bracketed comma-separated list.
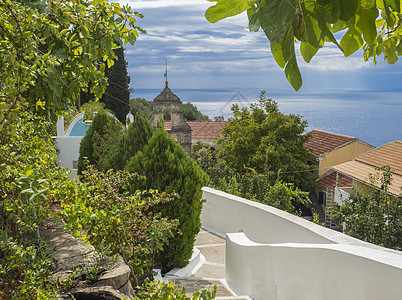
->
[332, 141, 402, 196]
[164, 121, 226, 140]
[305, 129, 356, 157]
[317, 172, 353, 191]
[354, 140, 402, 176]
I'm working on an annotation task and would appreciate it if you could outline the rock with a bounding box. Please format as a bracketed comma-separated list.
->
[96, 257, 130, 289]
[41, 219, 96, 272]
[41, 218, 135, 299]
[71, 286, 129, 300]
[118, 279, 135, 299]
[95, 256, 135, 297]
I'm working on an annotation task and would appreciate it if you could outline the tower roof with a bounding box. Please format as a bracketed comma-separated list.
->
[153, 85, 182, 103]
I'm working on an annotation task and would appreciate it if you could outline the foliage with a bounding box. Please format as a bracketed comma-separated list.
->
[82, 100, 108, 121]
[0, 112, 61, 239]
[218, 91, 314, 188]
[0, 0, 144, 127]
[126, 127, 209, 270]
[62, 165, 179, 286]
[213, 115, 225, 121]
[192, 142, 219, 172]
[130, 98, 211, 121]
[136, 279, 217, 300]
[82, 47, 131, 123]
[0, 112, 72, 298]
[205, 0, 402, 90]
[62, 106, 80, 132]
[130, 97, 154, 120]
[182, 102, 211, 121]
[193, 143, 310, 214]
[331, 166, 402, 250]
[101, 46, 131, 123]
[78, 110, 122, 174]
[101, 113, 154, 171]
[0, 232, 58, 300]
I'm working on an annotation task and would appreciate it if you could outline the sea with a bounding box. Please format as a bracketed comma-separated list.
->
[132, 88, 402, 148]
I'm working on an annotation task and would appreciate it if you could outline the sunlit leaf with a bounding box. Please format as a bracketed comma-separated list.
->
[205, 0, 251, 23]
[300, 41, 318, 63]
[285, 55, 302, 91]
[356, 8, 379, 43]
[340, 28, 363, 57]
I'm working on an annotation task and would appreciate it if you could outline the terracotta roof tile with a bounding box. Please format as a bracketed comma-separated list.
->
[333, 159, 402, 196]
[305, 129, 356, 157]
[354, 140, 402, 176]
[317, 172, 353, 191]
[164, 121, 226, 140]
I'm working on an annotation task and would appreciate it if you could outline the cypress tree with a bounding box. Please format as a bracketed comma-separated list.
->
[80, 47, 130, 123]
[78, 110, 122, 174]
[101, 46, 130, 123]
[101, 114, 154, 171]
[125, 127, 209, 270]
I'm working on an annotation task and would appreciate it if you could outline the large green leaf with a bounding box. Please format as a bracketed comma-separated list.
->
[382, 0, 400, 28]
[271, 43, 286, 68]
[356, 8, 379, 44]
[323, 0, 340, 24]
[281, 24, 295, 62]
[259, 0, 298, 43]
[247, 5, 260, 32]
[300, 41, 318, 62]
[299, 2, 323, 48]
[205, 0, 251, 23]
[340, 28, 363, 56]
[338, 0, 359, 22]
[285, 55, 302, 91]
[383, 0, 400, 12]
[270, 25, 295, 68]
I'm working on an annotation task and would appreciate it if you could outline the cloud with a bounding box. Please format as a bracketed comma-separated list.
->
[116, 0, 402, 92]
[116, 0, 210, 9]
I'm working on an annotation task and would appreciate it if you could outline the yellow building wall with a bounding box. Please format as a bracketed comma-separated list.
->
[318, 142, 374, 177]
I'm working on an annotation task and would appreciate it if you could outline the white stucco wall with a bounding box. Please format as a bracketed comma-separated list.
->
[201, 187, 402, 300]
[54, 136, 82, 179]
[226, 233, 402, 300]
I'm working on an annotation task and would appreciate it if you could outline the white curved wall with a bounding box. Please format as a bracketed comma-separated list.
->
[201, 187, 402, 300]
[201, 187, 383, 247]
[226, 233, 402, 300]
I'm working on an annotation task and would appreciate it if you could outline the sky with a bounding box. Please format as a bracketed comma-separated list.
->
[114, 0, 402, 145]
[118, 0, 402, 90]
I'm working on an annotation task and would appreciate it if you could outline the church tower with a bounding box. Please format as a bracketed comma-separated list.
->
[150, 62, 192, 155]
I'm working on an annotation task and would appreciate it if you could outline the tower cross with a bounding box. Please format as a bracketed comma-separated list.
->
[164, 59, 168, 87]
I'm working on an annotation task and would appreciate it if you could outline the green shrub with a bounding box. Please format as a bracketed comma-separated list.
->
[62, 165, 178, 285]
[136, 279, 216, 299]
[126, 127, 209, 270]
[331, 166, 402, 250]
[78, 110, 122, 174]
[192, 145, 310, 214]
[0, 112, 67, 299]
[101, 113, 153, 171]
[0, 232, 58, 300]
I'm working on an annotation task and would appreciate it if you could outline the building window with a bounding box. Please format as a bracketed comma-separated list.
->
[319, 191, 327, 206]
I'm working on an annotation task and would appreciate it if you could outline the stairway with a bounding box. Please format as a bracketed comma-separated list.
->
[308, 190, 326, 225]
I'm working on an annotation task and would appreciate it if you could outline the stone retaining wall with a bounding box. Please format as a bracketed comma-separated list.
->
[41, 220, 135, 300]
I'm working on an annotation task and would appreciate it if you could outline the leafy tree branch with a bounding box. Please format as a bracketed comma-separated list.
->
[205, 0, 402, 90]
